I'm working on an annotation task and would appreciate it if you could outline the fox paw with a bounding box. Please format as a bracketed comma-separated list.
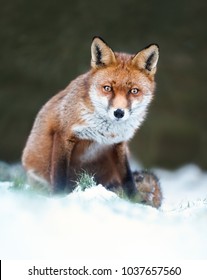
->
[133, 170, 162, 208]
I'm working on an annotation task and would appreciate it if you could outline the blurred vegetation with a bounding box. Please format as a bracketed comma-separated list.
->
[0, 0, 206, 169]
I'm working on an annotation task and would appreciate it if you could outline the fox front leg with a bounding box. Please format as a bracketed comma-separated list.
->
[122, 158, 137, 197]
[113, 143, 138, 198]
[50, 133, 75, 193]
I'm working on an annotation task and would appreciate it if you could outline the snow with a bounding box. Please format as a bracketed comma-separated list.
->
[0, 164, 207, 260]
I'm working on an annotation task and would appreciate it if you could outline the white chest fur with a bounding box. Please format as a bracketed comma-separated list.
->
[72, 109, 146, 145]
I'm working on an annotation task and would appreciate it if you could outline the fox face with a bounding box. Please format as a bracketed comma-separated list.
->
[73, 37, 159, 144]
[89, 60, 155, 123]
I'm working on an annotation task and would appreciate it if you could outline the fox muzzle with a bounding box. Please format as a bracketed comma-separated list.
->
[114, 108, 125, 119]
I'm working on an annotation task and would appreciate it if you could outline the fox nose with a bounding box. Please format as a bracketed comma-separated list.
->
[114, 108, 125, 119]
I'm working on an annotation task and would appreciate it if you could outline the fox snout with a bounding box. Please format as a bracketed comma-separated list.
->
[108, 94, 131, 121]
[114, 108, 125, 119]
[108, 107, 130, 121]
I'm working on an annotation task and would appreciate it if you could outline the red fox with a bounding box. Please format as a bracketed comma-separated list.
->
[22, 37, 162, 207]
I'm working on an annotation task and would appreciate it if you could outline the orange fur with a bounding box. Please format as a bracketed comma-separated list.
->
[22, 37, 160, 200]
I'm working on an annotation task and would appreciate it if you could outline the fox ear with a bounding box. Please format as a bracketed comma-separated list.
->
[91, 37, 116, 68]
[132, 44, 159, 75]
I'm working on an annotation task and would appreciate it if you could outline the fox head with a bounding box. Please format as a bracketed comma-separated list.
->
[89, 37, 159, 124]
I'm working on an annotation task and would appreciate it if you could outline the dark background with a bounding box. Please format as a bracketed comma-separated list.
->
[0, 0, 206, 170]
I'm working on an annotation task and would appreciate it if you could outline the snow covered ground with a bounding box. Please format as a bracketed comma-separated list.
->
[0, 164, 207, 260]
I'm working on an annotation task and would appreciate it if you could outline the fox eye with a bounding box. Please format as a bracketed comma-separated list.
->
[130, 88, 139, 95]
[103, 85, 112, 92]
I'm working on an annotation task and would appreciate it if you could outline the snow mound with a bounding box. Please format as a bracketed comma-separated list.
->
[0, 164, 207, 259]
